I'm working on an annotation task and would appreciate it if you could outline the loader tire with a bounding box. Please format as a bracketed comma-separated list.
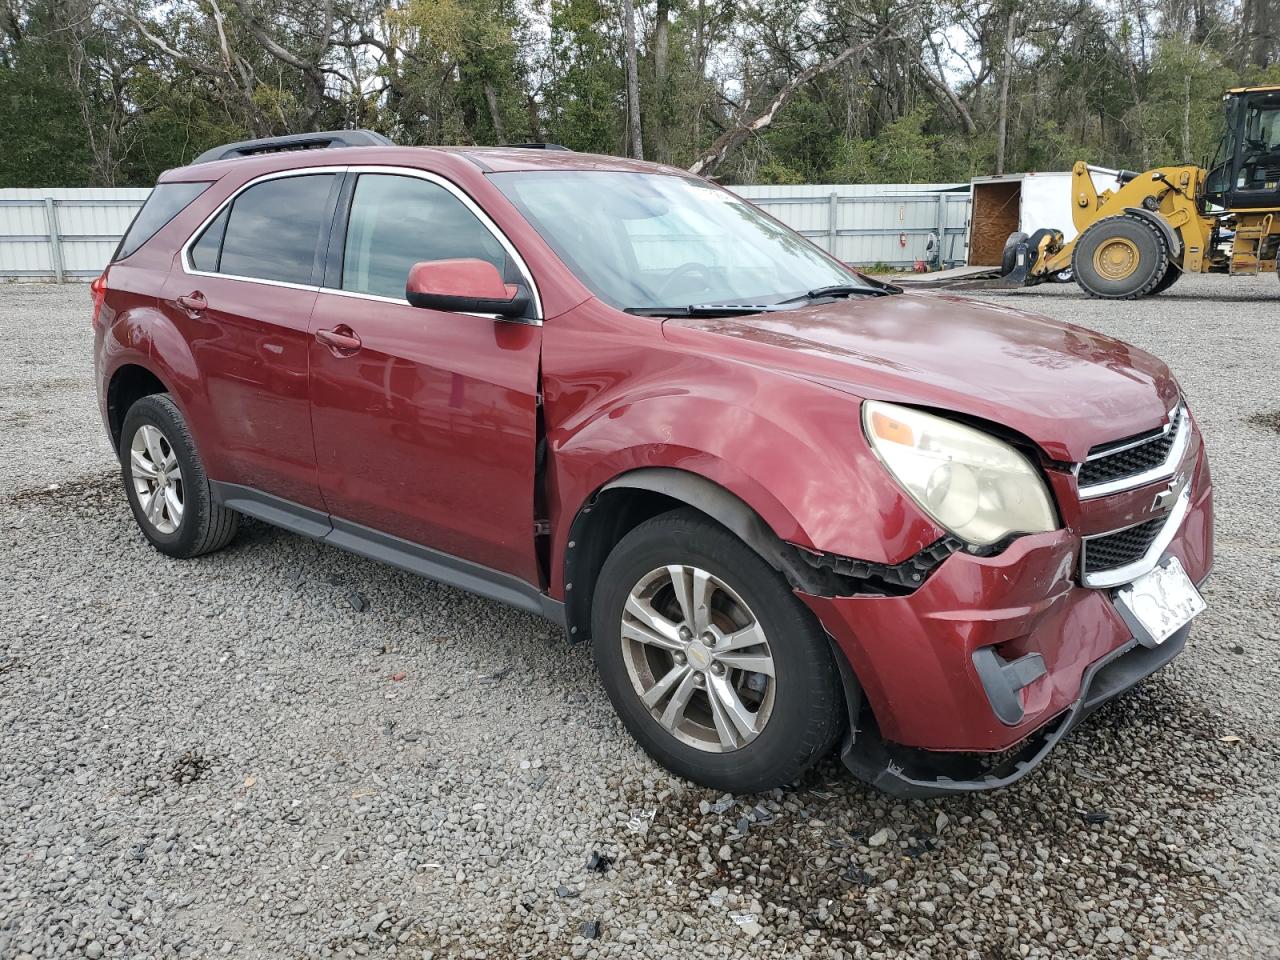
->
[1000, 231, 1028, 276]
[1149, 265, 1182, 295]
[1072, 214, 1170, 300]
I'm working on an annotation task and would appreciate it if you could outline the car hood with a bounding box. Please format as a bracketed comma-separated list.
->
[661, 292, 1180, 462]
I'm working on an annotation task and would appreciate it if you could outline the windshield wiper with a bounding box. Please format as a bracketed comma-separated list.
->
[624, 303, 786, 318]
[777, 283, 891, 304]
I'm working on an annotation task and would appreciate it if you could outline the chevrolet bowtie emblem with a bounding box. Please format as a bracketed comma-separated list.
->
[1152, 472, 1186, 511]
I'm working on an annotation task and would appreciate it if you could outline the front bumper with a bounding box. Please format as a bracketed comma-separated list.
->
[799, 452, 1213, 797]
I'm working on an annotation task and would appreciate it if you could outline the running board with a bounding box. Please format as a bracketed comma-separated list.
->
[211, 481, 566, 626]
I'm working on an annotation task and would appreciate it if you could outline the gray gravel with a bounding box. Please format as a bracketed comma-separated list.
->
[2, 274, 1279, 960]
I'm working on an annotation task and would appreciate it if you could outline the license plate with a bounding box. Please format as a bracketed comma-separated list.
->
[1114, 556, 1205, 646]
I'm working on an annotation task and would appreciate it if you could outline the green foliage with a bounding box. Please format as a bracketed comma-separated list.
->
[0, 17, 94, 186]
[0, 0, 1275, 187]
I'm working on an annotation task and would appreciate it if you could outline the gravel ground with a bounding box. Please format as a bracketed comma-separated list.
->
[1, 274, 1278, 960]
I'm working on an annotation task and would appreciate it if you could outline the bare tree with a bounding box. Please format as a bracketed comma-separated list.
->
[689, 36, 882, 177]
[995, 9, 1019, 174]
[621, 0, 644, 159]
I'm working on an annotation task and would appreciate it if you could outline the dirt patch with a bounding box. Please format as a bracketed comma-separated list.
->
[171, 749, 213, 786]
[7, 471, 118, 507]
[1247, 409, 1280, 434]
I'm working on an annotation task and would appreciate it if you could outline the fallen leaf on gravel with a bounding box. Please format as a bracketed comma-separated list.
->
[243, 776, 256, 788]
[1219, 735, 1243, 743]
[390, 672, 406, 682]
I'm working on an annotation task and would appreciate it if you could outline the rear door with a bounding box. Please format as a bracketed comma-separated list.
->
[163, 171, 340, 510]
[307, 168, 543, 583]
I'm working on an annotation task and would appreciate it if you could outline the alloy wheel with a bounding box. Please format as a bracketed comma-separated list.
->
[620, 565, 776, 752]
[129, 424, 184, 534]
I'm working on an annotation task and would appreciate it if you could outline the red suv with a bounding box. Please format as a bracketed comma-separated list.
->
[93, 131, 1213, 796]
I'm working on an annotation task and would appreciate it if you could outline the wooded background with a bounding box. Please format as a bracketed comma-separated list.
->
[2, 0, 1276, 187]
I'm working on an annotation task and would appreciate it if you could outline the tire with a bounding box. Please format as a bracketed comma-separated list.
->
[590, 508, 843, 793]
[120, 393, 238, 559]
[1149, 264, 1182, 295]
[1000, 231, 1028, 276]
[1071, 214, 1170, 299]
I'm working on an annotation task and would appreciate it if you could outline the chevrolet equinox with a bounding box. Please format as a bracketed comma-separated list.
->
[92, 130, 1213, 796]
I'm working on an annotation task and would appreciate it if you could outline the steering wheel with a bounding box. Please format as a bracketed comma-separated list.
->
[654, 262, 715, 303]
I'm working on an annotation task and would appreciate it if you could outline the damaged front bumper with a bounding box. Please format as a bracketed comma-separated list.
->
[799, 476, 1213, 798]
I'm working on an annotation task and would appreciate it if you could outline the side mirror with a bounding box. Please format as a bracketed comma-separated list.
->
[405, 259, 531, 319]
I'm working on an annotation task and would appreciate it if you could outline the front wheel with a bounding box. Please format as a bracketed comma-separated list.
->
[1072, 214, 1170, 299]
[590, 508, 843, 793]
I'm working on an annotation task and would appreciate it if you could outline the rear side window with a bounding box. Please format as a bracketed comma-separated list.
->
[341, 173, 507, 300]
[199, 174, 336, 285]
[189, 208, 228, 272]
[114, 182, 210, 261]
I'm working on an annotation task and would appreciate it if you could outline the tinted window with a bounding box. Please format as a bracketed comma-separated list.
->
[189, 207, 228, 272]
[115, 181, 210, 260]
[341, 174, 507, 300]
[219, 174, 335, 285]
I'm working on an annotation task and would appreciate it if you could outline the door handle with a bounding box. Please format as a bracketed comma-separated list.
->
[176, 292, 207, 314]
[315, 325, 362, 356]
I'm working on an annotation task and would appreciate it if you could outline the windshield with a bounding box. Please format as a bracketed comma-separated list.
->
[491, 171, 864, 310]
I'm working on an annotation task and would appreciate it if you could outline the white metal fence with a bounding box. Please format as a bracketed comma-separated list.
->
[732, 183, 971, 269]
[0, 188, 152, 281]
[0, 183, 971, 281]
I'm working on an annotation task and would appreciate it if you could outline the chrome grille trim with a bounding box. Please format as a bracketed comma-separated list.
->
[1080, 484, 1191, 588]
[1077, 403, 1189, 499]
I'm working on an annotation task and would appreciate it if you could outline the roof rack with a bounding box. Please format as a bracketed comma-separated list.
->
[501, 142, 571, 151]
[191, 129, 394, 165]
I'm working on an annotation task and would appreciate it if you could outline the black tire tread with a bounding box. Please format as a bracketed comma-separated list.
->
[1149, 263, 1182, 295]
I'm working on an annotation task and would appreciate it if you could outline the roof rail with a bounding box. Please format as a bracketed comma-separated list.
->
[191, 129, 394, 165]
[501, 142, 572, 151]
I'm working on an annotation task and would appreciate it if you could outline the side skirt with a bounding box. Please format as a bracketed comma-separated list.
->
[210, 481, 566, 626]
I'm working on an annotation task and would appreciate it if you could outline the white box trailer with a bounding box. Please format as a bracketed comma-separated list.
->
[966, 171, 1075, 267]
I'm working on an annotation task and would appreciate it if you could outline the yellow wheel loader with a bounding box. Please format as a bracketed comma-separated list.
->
[1005, 85, 1280, 299]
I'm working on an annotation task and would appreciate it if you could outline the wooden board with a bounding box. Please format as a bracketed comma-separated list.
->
[968, 180, 1021, 267]
[894, 265, 1001, 286]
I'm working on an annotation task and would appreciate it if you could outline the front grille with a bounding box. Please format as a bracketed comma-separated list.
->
[1078, 406, 1184, 490]
[1082, 516, 1165, 575]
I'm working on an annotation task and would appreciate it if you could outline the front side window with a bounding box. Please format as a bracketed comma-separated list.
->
[115, 181, 210, 261]
[341, 174, 507, 300]
[196, 174, 336, 285]
[491, 170, 861, 310]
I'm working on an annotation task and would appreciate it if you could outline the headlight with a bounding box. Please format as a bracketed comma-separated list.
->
[862, 401, 1057, 546]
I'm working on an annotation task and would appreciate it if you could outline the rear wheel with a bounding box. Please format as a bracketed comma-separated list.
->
[120, 394, 238, 558]
[590, 508, 843, 793]
[1072, 214, 1170, 299]
[1149, 264, 1182, 295]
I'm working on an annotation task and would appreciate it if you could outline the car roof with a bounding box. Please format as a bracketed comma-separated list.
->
[159, 144, 693, 183]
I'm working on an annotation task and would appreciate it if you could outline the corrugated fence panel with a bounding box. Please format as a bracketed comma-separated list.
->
[1, 183, 974, 279]
[732, 183, 971, 267]
[0, 188, 149, 280]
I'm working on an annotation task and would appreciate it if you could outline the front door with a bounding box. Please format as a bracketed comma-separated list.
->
[161, 171, 340, 510]
[308, 170, 543, 583]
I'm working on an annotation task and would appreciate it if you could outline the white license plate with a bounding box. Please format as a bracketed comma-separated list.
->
[1114, 556, 1205, 646]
